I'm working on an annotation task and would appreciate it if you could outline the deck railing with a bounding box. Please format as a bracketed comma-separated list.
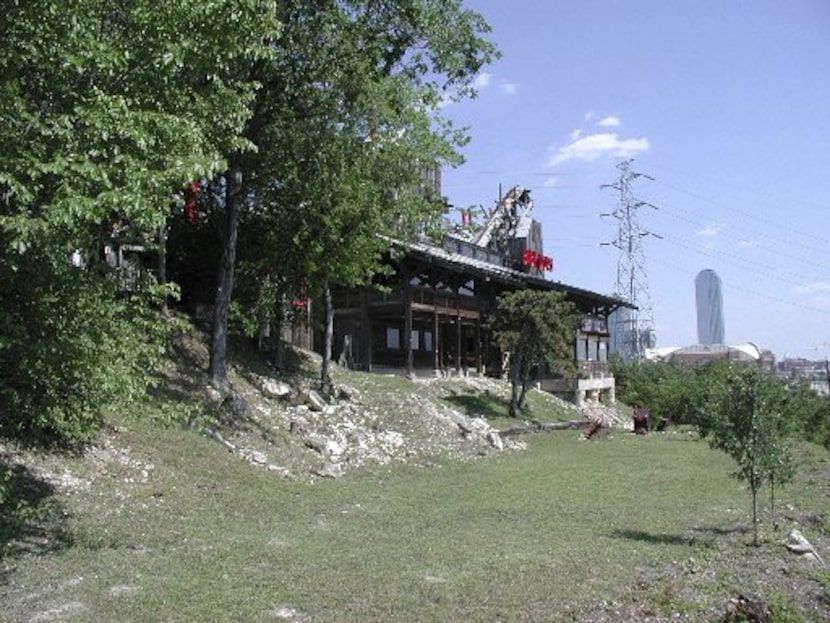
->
[332, 286, 480, 313]
[577, 361, 611, 379]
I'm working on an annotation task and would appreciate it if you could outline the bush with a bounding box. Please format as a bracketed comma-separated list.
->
[0, 246, 169, 447]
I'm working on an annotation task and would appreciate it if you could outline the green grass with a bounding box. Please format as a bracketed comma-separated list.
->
[429, 380, 582, 430]
[2, 424, 770, 622]
[2, 338, 828, 621]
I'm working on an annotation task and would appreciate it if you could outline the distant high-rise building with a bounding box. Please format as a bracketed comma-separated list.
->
[695, 269, 725, 345]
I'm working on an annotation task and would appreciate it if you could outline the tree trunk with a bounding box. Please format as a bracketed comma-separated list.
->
[518, 364, 530, 412]
[274, 298, 286, 371]
[509, 351, 522, 417]
[751, 481, 760, 546]
[256, 274, 272, 351]
[156, 223, 168, 314]
[209, 161, 243, 391]
[321, 277, 333, 397]
[518, 379, 530, 412]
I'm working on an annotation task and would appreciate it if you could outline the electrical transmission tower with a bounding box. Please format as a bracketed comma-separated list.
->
[601, 159, 660, 361]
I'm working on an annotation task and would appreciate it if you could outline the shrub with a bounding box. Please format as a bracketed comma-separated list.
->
[0, 246, 169, 447]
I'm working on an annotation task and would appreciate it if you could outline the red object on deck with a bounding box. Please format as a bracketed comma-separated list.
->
[184, 181, 200, 224]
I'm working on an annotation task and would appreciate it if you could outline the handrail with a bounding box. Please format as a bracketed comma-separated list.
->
[577, 361, 611, 379]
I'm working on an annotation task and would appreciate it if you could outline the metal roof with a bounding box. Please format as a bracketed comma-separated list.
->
[390, 237, 634, 312]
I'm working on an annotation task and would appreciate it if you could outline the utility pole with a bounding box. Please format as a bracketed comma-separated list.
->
[601, 159, 660, 361]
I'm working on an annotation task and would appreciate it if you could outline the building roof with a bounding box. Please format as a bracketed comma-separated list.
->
[647, 342, 763, 361]
[391, 236, 633, 313]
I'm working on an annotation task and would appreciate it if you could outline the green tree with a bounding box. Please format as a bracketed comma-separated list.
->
[205, 0, 497, 391]
[698, 364, 795, 546]
[273, 101, 459, 394]
[0, 247, 167, 445]
[783, 378, 830, 449]
[610, 358, 699, 425]
[0, 0, 277, 443]
[1, 0, 273, 248]
[488, 290, 579, 417]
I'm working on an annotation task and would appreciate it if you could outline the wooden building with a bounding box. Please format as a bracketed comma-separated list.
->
[329, 233, 631, 406]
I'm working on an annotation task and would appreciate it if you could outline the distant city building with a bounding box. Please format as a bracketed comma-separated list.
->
[665, 343, 759, 365]
[777, 357, 829, 396]
[645, 270, 775, 369]
[695, 269, 725, 345]
[608, 307, 656, 361]
[646, 343, 775, 370]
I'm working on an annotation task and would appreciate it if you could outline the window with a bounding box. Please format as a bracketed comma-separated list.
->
[423, 331, 433, 352]
[575, 338, 588, 361]
[411, 330, 420, 350]
[581, 316, 608, 333]
[386, 327, 400, 349]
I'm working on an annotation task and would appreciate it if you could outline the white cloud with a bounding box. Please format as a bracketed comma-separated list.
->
[473, 72, 492, 89]
[500, 81, 517, 95]
[569, 129, 582, 141]
[543, 175, 560, 188]
[584, 111, 595, 122]
[548, 132, 650, 166]
[697, 223, 725, 237]
[597, 115, 621, 127]
[738, 239, 759, 248]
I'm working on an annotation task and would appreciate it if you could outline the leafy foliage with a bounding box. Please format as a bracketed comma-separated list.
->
[0, 0, 274, 245]
[488, 290, 579, 417]
[782, 378, 830, 450]
[0, 0, 277, 444]
[0, 0, 498, 437]
[0, 245, 169, 446]
[203, 0, 498, 388]
[694, 364, 795, 545]
[613, 357, 830, 449]
[612, 358, 830, 539]
[610, 356, 702, 424]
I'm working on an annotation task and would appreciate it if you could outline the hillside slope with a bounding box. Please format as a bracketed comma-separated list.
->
[148, 325, 601, 480]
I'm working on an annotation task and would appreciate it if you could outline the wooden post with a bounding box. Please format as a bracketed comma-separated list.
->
[455, 296, 462, 375]
[321, 279, 334, 396]
[404, 280, 414, 377]
[361, 289, 372, 371]
[433, 311, 440, 375]
[476, 317, 483, 375]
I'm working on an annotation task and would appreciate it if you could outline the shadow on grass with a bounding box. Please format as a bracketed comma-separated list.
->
[443, 393, 511, 420]
[609, 529, 693, 546]
[1, 457, 74, 580]
[692, 524, 749, 536]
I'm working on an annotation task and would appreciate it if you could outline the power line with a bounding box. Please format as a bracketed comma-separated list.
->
[600, 159, 659, 361]
[649, 175, 830, 248]
[629, 229, 830, 321]
[656, 230, 830, 285]
[647, 161, 830, 219]
[642, 192, 830, 265]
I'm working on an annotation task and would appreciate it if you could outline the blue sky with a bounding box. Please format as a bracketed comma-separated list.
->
[441, 0, 830, 361]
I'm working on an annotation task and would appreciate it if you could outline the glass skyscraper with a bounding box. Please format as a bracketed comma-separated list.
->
[695, 269, 725, 345]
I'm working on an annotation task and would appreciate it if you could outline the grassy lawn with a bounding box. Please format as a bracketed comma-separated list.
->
[6, 421, 802, 623]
